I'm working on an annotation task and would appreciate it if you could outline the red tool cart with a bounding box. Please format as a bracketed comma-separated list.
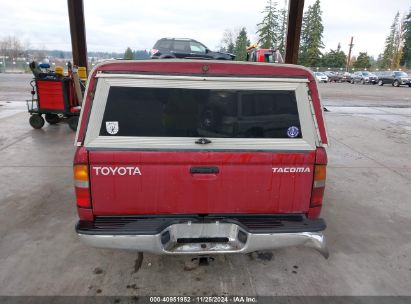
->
[27, 62, 82, 131]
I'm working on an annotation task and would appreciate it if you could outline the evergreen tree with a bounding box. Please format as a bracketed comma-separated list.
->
[234, 27, 250, 61]
[321, 43, 347, 68]
[298, 0, 324, 67]
[353, 52, 371, 69]
[256, 0, 280, 49]
[376, 53, 384, 69]
[400, 8, 411, 68]
[277, 5, 288, 55]
[227, 41, 235, 54]
[381, 12, 400, 69]
[124, 47, 134, 60]
[393, 14, 404, 69]
[298, 8, 311, 65]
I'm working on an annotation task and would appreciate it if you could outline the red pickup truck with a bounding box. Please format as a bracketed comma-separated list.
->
[73, 60, 329, 258]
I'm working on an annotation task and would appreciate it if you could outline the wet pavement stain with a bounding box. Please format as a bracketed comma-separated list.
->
[256, 251, 273, 261]
[127, 284, 139, 290]
[93, 267, 104, 275]
[133, 252, 144, 273]
[247, 251, 274, 261]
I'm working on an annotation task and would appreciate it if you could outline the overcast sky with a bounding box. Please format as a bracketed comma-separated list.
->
[0, 0, 410, 58]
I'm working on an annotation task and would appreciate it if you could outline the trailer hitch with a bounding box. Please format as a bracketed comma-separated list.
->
[192, 256, 215, 266]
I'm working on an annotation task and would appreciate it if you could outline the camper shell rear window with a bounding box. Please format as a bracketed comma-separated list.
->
[99, 87, 302, 139]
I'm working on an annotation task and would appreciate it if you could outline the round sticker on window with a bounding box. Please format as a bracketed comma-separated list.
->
[106, 121, 119, 135]
[287, 126, 299, 138]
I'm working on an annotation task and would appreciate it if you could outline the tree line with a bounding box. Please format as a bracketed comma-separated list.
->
[380, 10, 411, 70]
[123, 47, 150, 60]
[0, 35, 144, 62]
[219, 0, 345, 67]
[219, 0, 411, 70]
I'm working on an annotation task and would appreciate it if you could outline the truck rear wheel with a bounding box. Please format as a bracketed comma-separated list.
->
[29, 114, 45, 129]
[68, 116, 79, 131]
[45, 114, 60, 124]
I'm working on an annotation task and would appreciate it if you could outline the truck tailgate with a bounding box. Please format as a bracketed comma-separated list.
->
[89, 150, 315, 215]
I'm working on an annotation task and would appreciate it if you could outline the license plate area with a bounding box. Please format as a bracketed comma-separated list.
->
[162, 223, 247, 253]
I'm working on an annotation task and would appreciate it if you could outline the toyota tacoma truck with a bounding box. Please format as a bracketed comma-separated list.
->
[73, 60, 329, 258]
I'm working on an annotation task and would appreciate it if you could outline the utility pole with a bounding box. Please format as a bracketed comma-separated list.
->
[67, 0, 88, 71]
[346, 36, 354, 71]
[285, 0, 305, 64]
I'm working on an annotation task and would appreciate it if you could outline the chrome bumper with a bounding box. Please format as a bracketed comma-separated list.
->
[77, 222, 329, 258]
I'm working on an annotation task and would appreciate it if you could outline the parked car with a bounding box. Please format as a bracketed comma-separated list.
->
[73, 60, 329, 258]
[324, 71, 341, 82]
[350, 71, 378, 84]
[150, 38, 235, 60]
[314, 72, 329, 83]
[377, 71, 411, 87]
[339, 72, 353, 83]
[373, 71, 384, 79]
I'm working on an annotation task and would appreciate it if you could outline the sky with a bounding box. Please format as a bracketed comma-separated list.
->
[0, 0, 410, 58]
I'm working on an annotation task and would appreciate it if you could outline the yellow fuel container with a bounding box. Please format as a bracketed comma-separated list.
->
[55, 66, 64, 76]
[78, 67, 87, 81]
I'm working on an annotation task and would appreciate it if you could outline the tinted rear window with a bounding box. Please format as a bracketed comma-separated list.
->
[173, 41, 187, 51]
[99, 87, 301, 139]
[154, 40, 172, 49]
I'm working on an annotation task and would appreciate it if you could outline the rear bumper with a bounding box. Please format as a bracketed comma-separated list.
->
[76, 215, 328, 258]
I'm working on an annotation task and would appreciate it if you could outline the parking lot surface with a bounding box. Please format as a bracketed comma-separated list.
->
[0, 74, 410, 296]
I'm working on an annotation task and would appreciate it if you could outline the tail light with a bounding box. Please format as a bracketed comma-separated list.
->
[74, 165, 90, 208]
[308, 147, 327, 219]
[150, 48, 159, 55]
[311, 165, 326, 206]
[73, 147, 91, 208]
